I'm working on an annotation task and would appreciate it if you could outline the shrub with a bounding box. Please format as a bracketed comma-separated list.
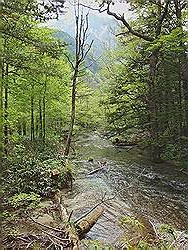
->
[2, 140, 72, 198]
[8, 193, 41, 209]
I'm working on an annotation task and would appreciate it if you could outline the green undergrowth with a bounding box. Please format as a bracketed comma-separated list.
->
[82, 240, 115, 250]
[1, 139, 74, 225]
[180, 159, 188, 170]
[118, 215, 187, 250]
[2, 139, 73, 195]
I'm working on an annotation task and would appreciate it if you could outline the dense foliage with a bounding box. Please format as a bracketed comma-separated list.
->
[100, 0, 188, 162]
[1, 0, 103, 213]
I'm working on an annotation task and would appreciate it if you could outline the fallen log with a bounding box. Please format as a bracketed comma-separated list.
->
[54, 191, 106, 247]
[54, 191, 80, 250]
[76, 206, 105, 237]
[87, 166, 106, 175]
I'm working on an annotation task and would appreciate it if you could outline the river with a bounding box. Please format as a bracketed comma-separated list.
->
[64, 132, 188, 246]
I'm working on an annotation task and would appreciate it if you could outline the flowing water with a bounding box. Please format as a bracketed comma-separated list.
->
[64, 132, 188, 246]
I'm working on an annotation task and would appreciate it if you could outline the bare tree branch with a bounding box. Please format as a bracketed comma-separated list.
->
[79, 3, 107, 13]
[106, 3, 154, 41]
[64, 53, 75, 69]
[82, 40, 94, 61]
[78, 2, 154, 41]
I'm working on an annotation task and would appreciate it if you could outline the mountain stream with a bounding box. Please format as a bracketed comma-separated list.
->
[63, 132, 188, 246]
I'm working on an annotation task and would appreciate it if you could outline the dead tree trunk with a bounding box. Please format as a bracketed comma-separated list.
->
[76, 207, 104, 237]
[64, 67, 78, 156]
[54, 191, 105, 249]
[54, 192, 80, 250]
[64, 2, 93, 157]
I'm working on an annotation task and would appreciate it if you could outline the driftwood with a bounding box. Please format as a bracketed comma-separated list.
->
[74, 192, 108, 224]
[76, 206, 104, 237]
[54, 191, 80, 250]
[87, 165, 106, 175]
[87, 161, 107, 175]
[75, 193, 113, 237]
[54, 191, 105, 249]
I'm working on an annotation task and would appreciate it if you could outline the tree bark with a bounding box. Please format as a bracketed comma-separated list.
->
[54, 192, 80, 250]
[0, 63, 3, 157]
[17, 121, 22, 135]
[35, 118, 39, 137]
[64, 68, 78, 156]
[30, 84, 35, 141]
[39, 99, 43, 138]
[182, 58, 188, 136]
[76, 206, 104, 237]
[23, 119, 27, 136]
[43, 80, 47, 143]
[178, 59, 183, 135]
[54, 191, 104, 249]
[148, 48, 160, 161]
[4, 63, 9, 154]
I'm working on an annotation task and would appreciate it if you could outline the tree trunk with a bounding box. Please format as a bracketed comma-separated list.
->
[64, 68, 78, 156]
[4, 63, 9, 154]
[23, 119, 27, 136]
[148, 48, 160, 161]
[1, 61, 5, 156]
[43, 80, 47, 143]
[54, 191, 104, 249]
[30, 88, 35, 141]
[76, 207, 104, 237]
[39, 99, 43, 138]
[178, 60, 183, 135]
[35, 118, 39, 137]
[182, 54, 188, 136]
[173, 0, 188, 136]
[54, 192, 80, 250]
[17, 121, 22, 135]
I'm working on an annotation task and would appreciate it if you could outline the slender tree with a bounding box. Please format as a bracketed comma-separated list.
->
[1, 0, 66, 153]
[64, 1, 93, 156]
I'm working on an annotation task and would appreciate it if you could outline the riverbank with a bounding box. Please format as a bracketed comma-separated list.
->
[1, 132, 188, 249]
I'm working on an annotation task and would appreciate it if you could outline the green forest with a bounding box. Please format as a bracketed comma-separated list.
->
[1, 0, 188, 249]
